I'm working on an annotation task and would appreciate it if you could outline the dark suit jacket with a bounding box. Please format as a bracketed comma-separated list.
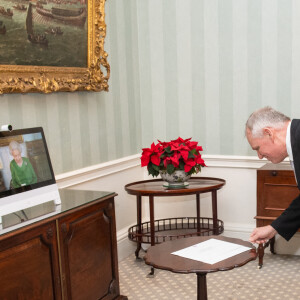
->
[272, 119, 300, 241]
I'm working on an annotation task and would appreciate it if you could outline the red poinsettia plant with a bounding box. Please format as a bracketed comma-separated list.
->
[141, 137, 206, 177]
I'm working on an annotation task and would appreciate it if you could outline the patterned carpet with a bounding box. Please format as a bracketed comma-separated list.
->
[119, 253, 300, 299]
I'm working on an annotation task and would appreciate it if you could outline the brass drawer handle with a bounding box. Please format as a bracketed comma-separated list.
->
[272, 171, 277, 176]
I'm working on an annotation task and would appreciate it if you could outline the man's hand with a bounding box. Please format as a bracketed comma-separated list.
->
[249, 225, 277, 244]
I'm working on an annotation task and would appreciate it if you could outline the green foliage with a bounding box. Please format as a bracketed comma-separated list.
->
[188, 150, 196, 158]
[148, 163, 159, 177]
[166, 164, 175, 174]
[179, 161, 185, 170]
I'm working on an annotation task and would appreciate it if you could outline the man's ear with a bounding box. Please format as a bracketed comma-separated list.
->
[263, 127, 274, 141]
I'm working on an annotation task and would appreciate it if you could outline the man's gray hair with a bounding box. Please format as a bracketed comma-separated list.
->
[245, 106, 290, 137]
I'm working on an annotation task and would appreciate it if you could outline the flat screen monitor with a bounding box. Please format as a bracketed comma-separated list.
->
[0, 127, 60, 223]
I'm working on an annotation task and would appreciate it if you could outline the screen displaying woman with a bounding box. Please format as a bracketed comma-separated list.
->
[9, 141, 37, 188]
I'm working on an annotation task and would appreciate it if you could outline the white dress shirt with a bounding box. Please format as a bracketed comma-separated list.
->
[286, 121, 296, 184]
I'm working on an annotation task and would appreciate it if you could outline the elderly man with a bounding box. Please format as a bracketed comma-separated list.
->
[246, 106, 300, 244]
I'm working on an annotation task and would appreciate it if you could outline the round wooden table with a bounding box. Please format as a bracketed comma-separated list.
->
[125, 177, 226, 259]
[144, 235, 257, 300]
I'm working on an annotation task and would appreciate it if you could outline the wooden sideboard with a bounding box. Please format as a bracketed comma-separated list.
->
[0, 189, 127, 300]
[256, 163, 299, 267]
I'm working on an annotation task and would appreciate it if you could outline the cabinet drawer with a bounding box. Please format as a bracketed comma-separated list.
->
[256, 163, 299, 221]
[260, 183, 299, 217]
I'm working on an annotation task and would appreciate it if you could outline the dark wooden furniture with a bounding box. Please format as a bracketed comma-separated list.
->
[0, 189, 127, 300]
[125, 177, 226, 259]
[144, 235, 257, 300]
[256, 163, 299, 267]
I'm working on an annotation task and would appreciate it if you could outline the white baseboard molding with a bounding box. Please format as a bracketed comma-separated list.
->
[116, 226, 136, 261]
[222, 222, 255, 247]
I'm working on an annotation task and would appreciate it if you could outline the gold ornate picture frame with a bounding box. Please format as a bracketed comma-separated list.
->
[0, 0, 110, 94]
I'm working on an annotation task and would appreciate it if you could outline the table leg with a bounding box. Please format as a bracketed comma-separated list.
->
[135, 195, 142, 259]
[257, 236, 276, 268]
[257, 243, 264, 269]
[212, 190, 218, 234]
[148, 195, 156, 276]
[149, 195, 155, 246]
[196, 273, 208, 300]
[196, 193, 201, 234]
[270, 236, 276, 254]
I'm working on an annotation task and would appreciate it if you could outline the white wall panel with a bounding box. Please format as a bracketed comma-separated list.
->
[204, 0, 220, 153]
[232, 0, 248, 155]
[176, 0, 193, 139]
[261, 0, 277, 108]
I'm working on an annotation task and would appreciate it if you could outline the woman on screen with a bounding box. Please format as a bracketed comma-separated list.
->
[9, 141, 37, 188]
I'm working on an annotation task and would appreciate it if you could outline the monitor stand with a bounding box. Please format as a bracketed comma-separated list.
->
[0, 184, 61, 224]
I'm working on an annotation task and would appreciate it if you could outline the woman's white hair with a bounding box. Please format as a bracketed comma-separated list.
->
[9, 140, 22, 156]
[245, 106, 290, 137]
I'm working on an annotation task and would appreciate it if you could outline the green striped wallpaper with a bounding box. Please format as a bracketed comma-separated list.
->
[0, 0, 299, 175]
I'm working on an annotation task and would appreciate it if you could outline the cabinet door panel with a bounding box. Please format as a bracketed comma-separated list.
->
[59, 198, 119, 300]
[0, 222, 61, 300]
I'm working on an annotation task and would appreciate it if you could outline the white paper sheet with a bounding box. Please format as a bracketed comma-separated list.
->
[171, 238, 252, 265]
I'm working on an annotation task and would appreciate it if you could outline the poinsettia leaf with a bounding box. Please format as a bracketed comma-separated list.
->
[191, 148, 197, 155]
[165, 146, 172, 153]
[148, 163, 157, 176]
[179, 161, 185, 170]
[187, 166, 195, 175]
[152, 164, 159, 171]
[166, 164, 175, 174]
[148, 163, 154, 174]
[188, 150, 196, 158]
[148, 164, 159, 177]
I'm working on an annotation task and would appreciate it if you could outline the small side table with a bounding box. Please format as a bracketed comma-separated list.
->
[125, 177, 226, 259]
[144, 235, 257, 300]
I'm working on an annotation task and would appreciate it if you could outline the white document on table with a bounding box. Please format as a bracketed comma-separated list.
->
[171, 238, 252, 265]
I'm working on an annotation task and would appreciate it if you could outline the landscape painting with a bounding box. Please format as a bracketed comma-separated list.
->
[0, 0, 87, 67]
[0, 0, 110, 94]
